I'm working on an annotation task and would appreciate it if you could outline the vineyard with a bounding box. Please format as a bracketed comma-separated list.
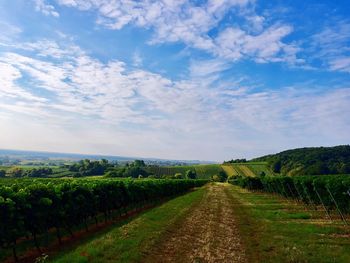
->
[229, 175, 350, 221]
[0, 178, 207, 261]
[1, 154, 350, 262]
[145, 164, 223, 179]
[221, 162, 273, 177]
[221, 164, 238, 177]
[245, 162, 274, 176]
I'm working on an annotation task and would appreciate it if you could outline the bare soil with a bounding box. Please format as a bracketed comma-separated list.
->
[143, 183, 246, 263]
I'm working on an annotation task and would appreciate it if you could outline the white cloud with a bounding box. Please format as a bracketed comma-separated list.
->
[0, 37, 349, 160]
[0, 62, 47, 102]
[33, 0, 60, 17]
[214, 24, 299, 63]
[55, 0, 299, 64]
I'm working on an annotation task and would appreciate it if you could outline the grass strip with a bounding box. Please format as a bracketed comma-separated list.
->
[227, 185, 350, 263]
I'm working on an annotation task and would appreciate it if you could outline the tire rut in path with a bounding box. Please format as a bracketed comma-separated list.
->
[143, 183, 246, 263]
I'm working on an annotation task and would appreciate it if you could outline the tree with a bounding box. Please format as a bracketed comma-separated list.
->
[0, 170, 5, 178]
[212, 171, 227, 182]
[218, 170, 227, 182]
[185, 170, 196, 179]
[133, 160, 146, 167]
[124, 166, 148, 178]
[224, 159, 247, 164]
[69, 159, 111, 176]
[272, 160, 281, 173]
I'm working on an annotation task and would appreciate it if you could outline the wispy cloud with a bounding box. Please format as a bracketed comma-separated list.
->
[214, 24, 302, 63]
[310, 19, 350, 73]
[0, 21, 22, 44]
[132, 50, 143, 67]
[33, 0, 60, 17]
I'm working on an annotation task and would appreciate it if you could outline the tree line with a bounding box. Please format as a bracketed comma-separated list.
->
[0, 167, 53, 178]
[0, 159, 203, 179]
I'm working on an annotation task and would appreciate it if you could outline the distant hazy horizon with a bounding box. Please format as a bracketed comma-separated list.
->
[0, 147, 217, 163]
[0, 0, 349, 161]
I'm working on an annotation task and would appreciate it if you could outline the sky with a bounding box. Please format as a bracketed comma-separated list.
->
[0, 0, 349, 161]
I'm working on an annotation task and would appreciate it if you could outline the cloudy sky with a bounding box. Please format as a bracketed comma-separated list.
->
[0, 0, 349, 161]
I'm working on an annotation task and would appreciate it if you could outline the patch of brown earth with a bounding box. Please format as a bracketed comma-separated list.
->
[143, 183, 246, 263]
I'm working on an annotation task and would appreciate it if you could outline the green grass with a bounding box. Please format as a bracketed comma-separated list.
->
[228, 185, 350, 263]
[50, 187, 206, 263]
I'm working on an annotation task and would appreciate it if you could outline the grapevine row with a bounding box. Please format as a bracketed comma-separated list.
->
[229, 175, 350, 217]
[0, 179, 207, 260]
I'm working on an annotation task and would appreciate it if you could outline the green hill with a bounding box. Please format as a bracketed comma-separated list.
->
[252, 145, 350, 176]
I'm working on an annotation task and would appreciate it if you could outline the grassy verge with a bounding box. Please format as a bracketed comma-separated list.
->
[49, 187, 206, 263]
[227, 185, 350, 263]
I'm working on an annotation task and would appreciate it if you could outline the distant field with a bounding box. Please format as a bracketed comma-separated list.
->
[146, 164, 222, 179]
[221, 162, 273, 177]
[221, 163, 252, 177]
[221, 164, 238, 177]
[246, 162, 274, 176]
[195, 164, 223, 178]
[1, 162, 274, 179]
[238, 165, 256, 177]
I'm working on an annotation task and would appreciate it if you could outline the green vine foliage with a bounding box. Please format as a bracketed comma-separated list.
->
[0, 178, 207, 259]
[229, 175, 350, 214]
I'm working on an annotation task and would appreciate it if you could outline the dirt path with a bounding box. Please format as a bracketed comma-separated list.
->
[143, 183, 246, 263]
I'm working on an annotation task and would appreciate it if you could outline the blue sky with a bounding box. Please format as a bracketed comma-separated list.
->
[0, 0, 349, 161]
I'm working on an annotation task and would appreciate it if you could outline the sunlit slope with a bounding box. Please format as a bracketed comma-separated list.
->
[221, 162, 274, 177]
[221, 164, 238, 177]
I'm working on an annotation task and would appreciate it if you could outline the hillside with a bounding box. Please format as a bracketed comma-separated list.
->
[252, 145, 350, 176]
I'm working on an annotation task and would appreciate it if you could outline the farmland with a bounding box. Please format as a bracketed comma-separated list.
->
[1, 146, 350, 262]
[145, 164, 223, 179]
[2, 181, 349, 262]
[220, 162, 274, 177]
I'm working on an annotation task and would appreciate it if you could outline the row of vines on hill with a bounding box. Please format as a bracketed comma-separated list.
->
[230, 175, 350, 220]
[145, 165, 221, 179]
[0, 179, 207, 260]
